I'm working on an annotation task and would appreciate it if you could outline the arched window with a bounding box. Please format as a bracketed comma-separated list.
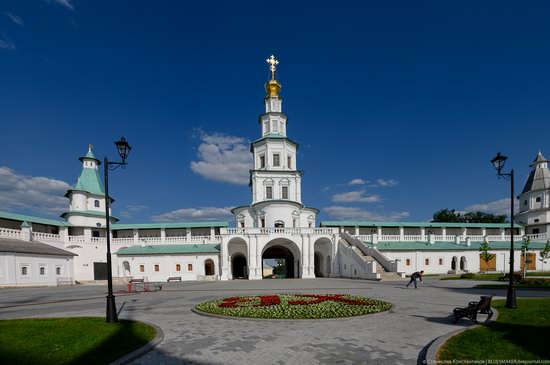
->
[94, 200, 100, 208]
[176, 264, 181, 272]
[154, 264, 160, 272]
[56, 267, 61, 275]
[274, 220, 284, 228]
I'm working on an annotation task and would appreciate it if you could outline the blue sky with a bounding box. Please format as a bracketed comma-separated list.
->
[1, 0, 550, 224]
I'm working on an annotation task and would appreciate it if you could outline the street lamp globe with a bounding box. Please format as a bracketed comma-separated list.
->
[115, 137, 132, 163]
[491, 152, 508, 174]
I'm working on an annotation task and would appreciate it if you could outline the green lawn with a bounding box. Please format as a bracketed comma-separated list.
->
[526, 272, 550, 277]
[438, 298, 550, 361]
[0, 317, 156, 365]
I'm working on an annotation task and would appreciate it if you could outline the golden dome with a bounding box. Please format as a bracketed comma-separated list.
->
[265, 79, 281, 97]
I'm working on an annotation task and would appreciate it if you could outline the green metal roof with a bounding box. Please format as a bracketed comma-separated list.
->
[0, 210, 70, 227]
[111, 222, 228, 230]
[116, 244, 220, 255]
[320, 221, 521, 229]
[79, 147, 101, 164]
[72, 167, 105, 196]
[251, 134, 299, 151]
[366, 241, 548, 251]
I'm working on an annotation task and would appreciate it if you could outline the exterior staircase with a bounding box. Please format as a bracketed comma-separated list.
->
[341, 233, 404, 281]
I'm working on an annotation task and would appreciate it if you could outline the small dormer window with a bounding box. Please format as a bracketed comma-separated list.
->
[94, 200, 100, 208]
[536, 197, 541, 202]
[260, 155, 265, 168]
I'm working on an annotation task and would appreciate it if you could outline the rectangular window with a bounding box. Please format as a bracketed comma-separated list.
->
[405, 259, 411, 266]
[524, 200, 528, 205]
[260, 155, 265, 168]
[273, 154, 280, 167]
[282, 186, 288, 199]
[39, 266, 46, 276]
[439, 258, 444, 266]
[425, 258, 430, 266]
[154, 264, 160, 272]
[273, 120, 278, 132]
[264, 121, 269, 133]
[536, 197, 542, 202]
[261, 218, 266, 228]
[266, 186, 273, 199]
[287, 156, 292, 169]
[56, 266, 62, 275]
[92, 231, 100, 238]
[139, 265, 145, 272]
[188, 264, 193, 271]
[21, 266, 29, 276]
[176, 264, 181, 272]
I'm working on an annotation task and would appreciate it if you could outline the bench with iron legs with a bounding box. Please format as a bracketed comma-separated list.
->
[453, 295, 494, 324]
[167, 276, 182, 282]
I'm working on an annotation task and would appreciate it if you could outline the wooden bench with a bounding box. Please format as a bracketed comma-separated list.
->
[130, 278, 144, 283]
[167, 276, 182, 282]
[453, 295, 494, 323]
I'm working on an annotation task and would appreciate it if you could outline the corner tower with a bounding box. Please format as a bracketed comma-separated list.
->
[61, 145, 118, 227]
[516, 151, 550, 235]
[232, 56, 319, 228]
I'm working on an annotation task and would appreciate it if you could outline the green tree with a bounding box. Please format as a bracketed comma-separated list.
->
[272, 258, 286, 277]
[432, 209, 462, 222]
[539, 240, 550, 271]
[479, 239, 495, 271]
[432, 208, 506, 223]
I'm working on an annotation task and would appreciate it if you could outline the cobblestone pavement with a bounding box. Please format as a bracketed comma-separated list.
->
[1, 278, 547, 364]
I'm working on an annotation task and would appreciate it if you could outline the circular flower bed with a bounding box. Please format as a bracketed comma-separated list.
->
[195, 294, 392, 319]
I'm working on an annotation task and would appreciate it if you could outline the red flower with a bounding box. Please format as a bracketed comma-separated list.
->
[288, 294, 375, 306]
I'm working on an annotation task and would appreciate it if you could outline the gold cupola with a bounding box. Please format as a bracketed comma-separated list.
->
[265, 55, 281, 97]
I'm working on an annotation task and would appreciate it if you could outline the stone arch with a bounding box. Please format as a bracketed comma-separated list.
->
[314, 237, 332, 278]
[122, 261, 131, 277]
[460, 256, 467, 271]
[204, 259, 215, 276]
[451, 256, 458, 271]
[228, 237, 248, 280]
[261, 238, 302, 279]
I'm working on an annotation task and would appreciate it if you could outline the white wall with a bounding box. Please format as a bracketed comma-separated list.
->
[0, 254, 74, 287]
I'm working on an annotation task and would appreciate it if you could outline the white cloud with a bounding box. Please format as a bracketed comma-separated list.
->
[190, 131, 252, 185]
[119, 205, 148, 218]
[348, 178, 368, 186]
[0, 33, 15, 50]
[3, 12, 24, 26]
[463, 198, 516, 216]
[151, 207, 233, 222]
[45, 0, 74, 10]
[324, 206, 409, 221]
[372, 179, 398, 187]
[331, 190, 382, 203]
[0, 167, 72, 215]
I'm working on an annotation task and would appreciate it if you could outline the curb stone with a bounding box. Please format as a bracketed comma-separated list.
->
[423, 308, 499, 363]
[110, 321, 164, 365]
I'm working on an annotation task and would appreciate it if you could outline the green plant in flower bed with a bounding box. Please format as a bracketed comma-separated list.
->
[195, 294, 392, 319]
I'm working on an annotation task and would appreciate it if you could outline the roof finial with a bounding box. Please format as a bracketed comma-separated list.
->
[266, 55, 279, 80]
[88, 144, 93, 151]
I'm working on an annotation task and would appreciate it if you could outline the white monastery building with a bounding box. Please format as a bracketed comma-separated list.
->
[1, 56, 550, 286]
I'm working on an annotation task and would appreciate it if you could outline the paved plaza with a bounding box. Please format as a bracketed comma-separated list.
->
[1, 278, 548, 365]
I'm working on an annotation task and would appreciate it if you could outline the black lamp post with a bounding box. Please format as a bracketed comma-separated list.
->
[104, 137, 132, 323]
[490, 152, 517, 309]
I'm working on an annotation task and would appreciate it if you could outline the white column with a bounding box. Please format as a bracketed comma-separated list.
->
[210, 227, 215, 241]
[462, 227, 467, 239]
[59, 227, 69, 243]
[420, 227, 426, 241]
[399, 227, 404, 241]
[442, 227, 447, 240]
[377, 227, 382, 236]
[160, 228, 166, 243]
[308, 235, 315, 278]
[248, 236, 260, 280]
[500, 228, 505, 240]
[84, 228, 92, 243]
[331, 234, 340, 277]
[133, 229, 139, 244]
[186, 228, 191, 242]
[481, 227, 487, 237]
[301, 235, 309, 277]
[220, 237, 229, 280]
[355, 226, 359, 236]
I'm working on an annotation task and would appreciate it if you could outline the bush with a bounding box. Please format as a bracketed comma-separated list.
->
[460, 273, 476, 279]
[517, 278, 550, 286]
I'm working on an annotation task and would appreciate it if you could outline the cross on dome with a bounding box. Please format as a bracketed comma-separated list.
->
[266, 55, 279, 79]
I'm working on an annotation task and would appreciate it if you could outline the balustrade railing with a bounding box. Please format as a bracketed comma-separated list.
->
[33, 231, 62, 241]
[68, 235, 85, 242]
[0, 227, 22, 239]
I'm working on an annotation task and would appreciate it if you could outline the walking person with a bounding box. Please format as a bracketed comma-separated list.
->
[406, 270, 424, 288]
